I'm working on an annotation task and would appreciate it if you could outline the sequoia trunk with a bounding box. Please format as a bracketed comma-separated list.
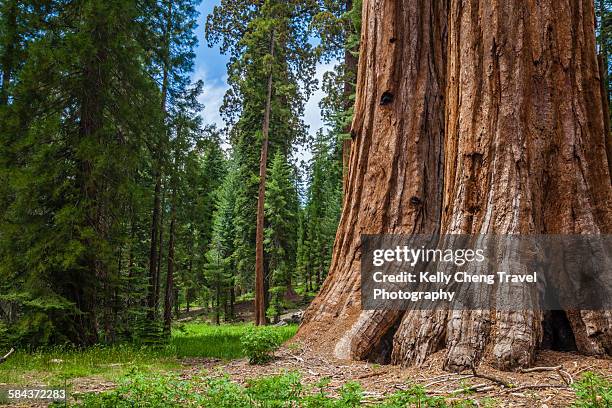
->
[298, 0, 612, 370]
[298, 0, 447, 362]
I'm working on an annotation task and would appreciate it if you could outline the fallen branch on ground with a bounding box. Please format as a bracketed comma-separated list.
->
[502, 384, 570, 393]
[557, 369, 573, 386]
[0, 348, 14, 364]
[518, 365, 563, 373]
[471, 368, 512, 388]
[424, 374, 474, 388]
[357, 370, 386, 380]
[448, 383, 496, 394]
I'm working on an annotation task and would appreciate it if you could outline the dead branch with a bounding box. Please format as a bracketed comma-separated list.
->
[573, 366, 594, 376]
[0, 348, 14, 364]
[557, 369, 573, 386]
[518, 365, 562, 373]
[447, 383, 496, 394]
[503, 384, 570, 393]
[471, 368, 512, 388]
[424, 374, 474, 388]
[356, 370, 386, 380]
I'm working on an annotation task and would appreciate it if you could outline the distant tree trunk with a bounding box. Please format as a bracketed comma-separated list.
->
[186, 245, 194, 313]
[230, 282, 235, 320]
[127, 212, 136, 311]
[255, 29, 275, 326]
[147, 174, 161, 320]
[0, 0, 17, 106]
[156, 188, 166, 313]
[163, 184, 176, 335]
[174, 287, 179, 317]
[215, 277, 221, 325]
[298, 0, 612, 371]
[147, 0, 172, 322]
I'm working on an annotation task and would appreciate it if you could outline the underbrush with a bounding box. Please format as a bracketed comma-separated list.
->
[63, 371, 481, 407]
[62, 370, 611, 408]
[0, 323, 297, 385]
[572, 371, 612, 407]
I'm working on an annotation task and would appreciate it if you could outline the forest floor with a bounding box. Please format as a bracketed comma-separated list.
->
[179, 345, 610, 407]
[7, 346, 612, 407]
[2, 311, 610, 407]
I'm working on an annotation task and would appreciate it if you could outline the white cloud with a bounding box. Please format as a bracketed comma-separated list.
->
[298, 61, 338, 164]
[193, 60, 339, 161]
[193, 67, 230, 130]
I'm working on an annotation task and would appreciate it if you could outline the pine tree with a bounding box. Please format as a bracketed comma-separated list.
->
[298, 131, 341, 290]
[264, 152, 299, 321]
[204, 163, 238, 325]
[179, 128, 226, 314]
[163, 81, 205, 335]
[207, 160, 238, 321]
[206, 0, 317, 324]
[0, 0, 208, 347]
[146, 0, 201, 325]
[0, 0, 163, 346]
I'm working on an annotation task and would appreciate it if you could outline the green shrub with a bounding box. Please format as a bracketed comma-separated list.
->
[240, 326, 281, 364]
[572, 372, 612, 408]
[67, 370, 206, 407]
[201, 376, 251, 408]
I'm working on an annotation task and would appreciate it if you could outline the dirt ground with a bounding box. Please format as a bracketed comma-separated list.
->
[177, 346, 611, 408]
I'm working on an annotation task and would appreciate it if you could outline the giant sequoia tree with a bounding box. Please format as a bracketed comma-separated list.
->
[297, 0, 612, 371]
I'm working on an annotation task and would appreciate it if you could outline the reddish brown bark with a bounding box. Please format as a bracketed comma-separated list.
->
[298, 0, 447, 360]
[298, 0, 612, 371]
[342, 0, 358, 192]
[255, 29, 275, 326]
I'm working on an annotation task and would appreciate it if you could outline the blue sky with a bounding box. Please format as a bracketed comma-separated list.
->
[192, 1, 334, 161]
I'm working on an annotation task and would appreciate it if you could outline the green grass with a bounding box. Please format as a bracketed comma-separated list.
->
[172, 322, 297, 359]
[0, 323, 298, 386]
[68, 370, 612, 408]
[65, 371, 483, 407]
[0, 344, 180, 386]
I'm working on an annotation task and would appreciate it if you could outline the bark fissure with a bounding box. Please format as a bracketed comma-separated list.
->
[298, 0, 612, 371]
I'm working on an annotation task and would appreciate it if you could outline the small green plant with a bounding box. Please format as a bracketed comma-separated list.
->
[241, 326, 282, 364]
[247, 371, 304, 405]
[68, 371, 489, 408]
[66, 370, 207, 407]
[572, 371, 612, 407]
[381, 385, 448, 407]
[337, 381, 364, 407]
[479, 397, 499, 408]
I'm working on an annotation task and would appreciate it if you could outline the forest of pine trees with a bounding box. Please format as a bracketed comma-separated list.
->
[0, 0, 361, 348]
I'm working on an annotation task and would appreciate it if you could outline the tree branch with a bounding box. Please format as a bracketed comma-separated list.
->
[0, 348, 14, 364]
[471, 368, 513, 388]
